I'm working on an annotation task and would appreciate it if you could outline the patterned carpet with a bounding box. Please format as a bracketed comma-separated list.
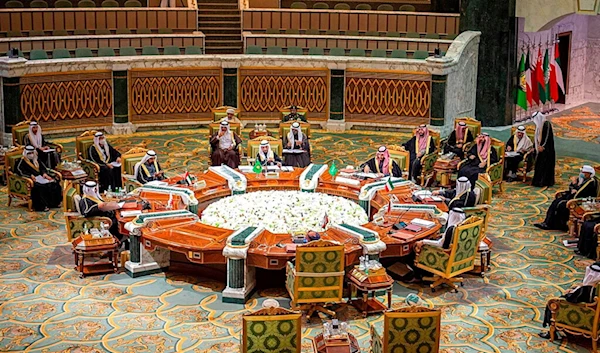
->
[0, 128, 599, 353]
[552, 103, 600, 144]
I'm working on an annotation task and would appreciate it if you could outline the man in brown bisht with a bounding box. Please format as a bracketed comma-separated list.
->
[210, 120, 242, 168]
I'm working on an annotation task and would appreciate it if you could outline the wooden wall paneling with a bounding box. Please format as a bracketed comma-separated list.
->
[290, 11, 301, 29]
[0, 14, 9, 32]
[147, 11, 158, 29]
[64, 12, 75, 31]
[26, 41, 37, 51]
[271, 11, 281, 29]
[182, 37, 192, 46]
[31, 12, 42, 31]
[167, 11, 177, 29]
[95, 12, 106, 30]
[435, 16, 445, 34]
[157, 11, 168, 29]
[408, 41, 417, 51]
[367, 14, 377, 31]
[251, 12, 261, 30]
[448, 17, 458, 34]
[406, 15, 416, 33]
[319, 12, 329, 31]
[397, 14, 407, 33]
[387, 14, 397, 33]
[426, 16, 436, 33]
[53, 12, 64, 31]
[106, 12, 118, 30]
[416, 15, 426, 33]
[307, 13, 318, 30]
[9, 13, 21, 32]
[21, 13, 32, 32]
[106, 38, 118, 48]
[242, 12, 251, 30]
[74, 12, 85, 31]
[339, 12, 349, 31]
[357, 13, 368, 31]
[127, 11, 137, 29]
[137, 11, 148, 29]
[142, 37, 153, 47]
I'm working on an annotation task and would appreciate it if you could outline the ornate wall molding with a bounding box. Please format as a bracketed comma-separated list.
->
[20, 71, 113, 122]
[239, 68, 328, 121]
[129, 68, 221, 122]
[344, 70, 431, 124]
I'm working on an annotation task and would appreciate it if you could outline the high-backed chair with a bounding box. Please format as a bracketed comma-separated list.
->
[208, 122, 241, 139]
[279, 121, 311, 140]
[415, 216, 484, 292]
[370, 306, 441, 353]
[457, 138, 505, 193]
[120, 147, 147, 192]
[548, 282, 600, 352]
[440, 117, 481, 155]
[567, 196, 600, 238]
[6, 146, 62, 211]
[412, 129, 441, 186]
[247, 136, 283, 164]
[241, 307, 302, 353]
[212, 105, 240, 122]
[463, 204, 492, 277]
[280, 105, 308, 122]
[285, 239, 344, 318]
[384, 145, 410, 178]
[509, 124, 537, 182]
[11, 120, 64, 154]
[75, 130, 101, 182]
[63, 181, 113, 242]
[474, 174, 492, 205]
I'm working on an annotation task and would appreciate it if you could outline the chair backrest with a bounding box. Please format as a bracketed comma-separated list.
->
[5, 147, 23, 174]
[158, 28, 173, 34]
[455, 117, 482, 138]
[377, 4, 393, 10]
[305, 29, 320, 35]
[474, 174, 492, 204]
[383, 306, 441, 352]
[285, 28, 300, 34]
[11, 120, 31, 146]
[266, 46, 283, 55]
[398, 4, 415, 11]
[334, 3, 350, 10]
[461, 204, 490, 237]
[98, 47, 116, 57]
[31, 0, 49, 8]
[121, 147, 148, 176]
[185, 46, 203, 55]
[387, 145, 410, 173]
[163, 46, 181, 55]
[124, 0, 142, 6]
[75, 48, 94, 58]
[212, 106, 239, 122]
[75, 130, 98, 160]
[30, 30, 46, 37]
[248, 136, 283, 159]
[286, 46, 303, 55]
[413, 50, 430, 59]
[29, 49, 48, 60]
[312, 2, 328, 8]
[391, 49, 407, 58]
[52, 48, 71, 59]
[349, 48, 366, 57]
[325, 30, 340, 35]
[355, 3, 371, 9]
[279, 121, 311, 140]
[142, 46, 159, 55]
[241, 307, 302, 353]
[386, 31, 401, 37]
[101, 0, 119, 6]
[490, 137, 505, 165]
[405, 31, 420, 38]
[425, 33, 440, 39]
[308, 47, 324, 55]
[292, 239, 344, 304]
[365, 31, 380, 37]
[279, 105, 308, 122]
[290, 1, 306, 8]
[115, 28, 131, 35]
[328, 47, 345, 56]
[209, 122, 241, 138]
[136, 28, 152, 34]
[95, 29, 111, 35]
[345, 30, 359, 36]
[246, 45, 263, 54]
[119, 47, 137, 56]
[371, 49, 387, 58]
[54, 0, 72, 7]
[78, 0, 96, 7]
[7, 30, 24, 37]
[6, 0, 24, 7]
[446, 216, 484, 277]
[265, 28, 280, 34]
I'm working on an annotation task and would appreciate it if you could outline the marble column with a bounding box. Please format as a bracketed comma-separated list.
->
[2, 77, 20, 144]
[326, 69, 345, 131]
[110, 70, 135, 135]
[460, 0, 517, 127]
[430, 74, 447, 127]
[223, 68, 238, 107]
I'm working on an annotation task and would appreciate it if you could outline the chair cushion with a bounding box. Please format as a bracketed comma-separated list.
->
[244, 319, 299, 352]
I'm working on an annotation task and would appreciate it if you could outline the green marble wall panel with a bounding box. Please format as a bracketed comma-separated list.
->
[329, 69, 344, 120]
[113, 71, 128, 124]
[460, 0, 517, 127]
[3, 77, 20, 132]
[223, 68, 238, 108]
[431, 74, 447, 127]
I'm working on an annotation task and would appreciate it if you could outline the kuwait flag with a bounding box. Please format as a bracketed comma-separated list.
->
[384, 178, 395, 192]
[552, 41, 565, 99]
[516, 52, 528, 110]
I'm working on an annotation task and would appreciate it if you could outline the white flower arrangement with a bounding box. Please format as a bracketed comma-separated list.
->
[200, 191, 369, 234]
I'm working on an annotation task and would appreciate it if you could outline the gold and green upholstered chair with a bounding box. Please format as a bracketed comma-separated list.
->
[414, 216, 484, 292]
[279, 105, 308, 122]
[462, 204, 492, 277]
[75, 130, 101, 183]
[383, 145, 410, 179]
[241, 306, 302, 353]
[11, 120, 64, 153]
[278, 121, 311, 140]
[285, 239, 344, 318]
[548, 282, 600, 352]
[409, 128, 441, 186]
[208, 122, 241, 138]
[440, 117, 481, 155]
[457, 137, 505, 194]
[63, 181, 113, 242]
[370, 306, 441, 353]
[509, 124, 537, 182]
[212, 105, 240, 122]
[474, 174, 492, 205]
[247, 136, 283, 164]
[121, 147, 147, 192]
[6, 146, 62, 211]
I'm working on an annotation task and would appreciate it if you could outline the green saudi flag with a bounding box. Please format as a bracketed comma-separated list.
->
[328, 161, 338, 176]
[252, 159, 262, 174]
[516, 53, 528, 110]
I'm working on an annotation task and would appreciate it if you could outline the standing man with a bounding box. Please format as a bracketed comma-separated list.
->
[88, 132, 122, 192]
[210, 121, 242, 168]
[531, 112, 556, 187]
[283, 105, 307, 122]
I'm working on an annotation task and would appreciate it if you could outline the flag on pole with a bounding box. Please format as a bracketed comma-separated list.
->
[549, 44, 559, 102]
[183, 171, 193, 185]
[553, 41, 565, 96]
[543, 48, 550, 103]
[252, 159, 263, 174]
[525, 50, 533, 106]
[384, 178, 395, 192]
[517, 52, 528, 110]
[319, 212, 329, 229]
[386, 197, 393, 215]
[328, 161, 338, 176]
[536, 48, 547, 104]
[529, 48, 539, 105]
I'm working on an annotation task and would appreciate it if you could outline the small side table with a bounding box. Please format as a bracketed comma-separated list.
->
[312, 333, 360, 353]
[433, 158, 460, 188]
[347, 267, 394, 317]
[56, 166, 88, 183]
[249, 130, 273, 140]
[72, 234, 119, 278]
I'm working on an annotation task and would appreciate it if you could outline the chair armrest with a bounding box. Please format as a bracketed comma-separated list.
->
[486, 162, 504, 182]
[370, 324, 384, 353]
[48, 169, 63, 181]
[415, 244, 450, 273]
[457, 158, 468, 170]
[8, 174, 34, 196]
[548, 297, 599, 328]
[463, 141, 475, 152]
[47, 142, 64, 154]
[286, 261, 296, 296]
[583, 211, 600, 222]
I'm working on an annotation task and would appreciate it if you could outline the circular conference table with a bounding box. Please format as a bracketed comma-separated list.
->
[116, 166, 446, 271]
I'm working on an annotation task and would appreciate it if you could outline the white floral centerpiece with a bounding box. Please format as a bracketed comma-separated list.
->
[200, 191, 369, 233]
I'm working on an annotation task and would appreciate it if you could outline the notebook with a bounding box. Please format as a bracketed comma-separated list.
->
[404, 224, 423, 232]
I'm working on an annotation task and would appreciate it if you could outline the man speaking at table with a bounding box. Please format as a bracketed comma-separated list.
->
[360, 146, 402, 178]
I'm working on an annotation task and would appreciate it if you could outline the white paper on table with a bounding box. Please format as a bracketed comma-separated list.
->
[70, 169, 86, 176]
[42, 149, 56, 153]
[505, 151, 520, 157]
[118, 202, 125, 208]
[146, 180, 168, 186]
[110, 161, 122, 167]
[266, 165, 280, 171]
[282, 149, 305, 154]
[121, 210, 142, 217]
[354, 172, 379, 179]
[239, 166, 253, 173]
[281, 166, 294, 172]
[34, 175, 50, 184]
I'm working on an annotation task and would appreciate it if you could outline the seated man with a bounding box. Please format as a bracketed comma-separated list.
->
[210, 121, 242, 168]
[443, 121, 474, 159]
[504, 125, 533, 182]
[458, 133, 498, 187]
[283, 122, 311, 167]
[16, 145, 62, 212]
[222, 108, 241, 124]
[360, 146, 402, 178]
[135, 150, 166, 184]
[79, 180, 123, 243]
[24, 121, 61, 169]
[432, 176, 477, 209]
[88, 132, 122, 192]
[539, 262, 600, 339]
[403, 124, 436, 182]
[535, 165, 598, 231]
[575, 214, 600, 258]
[257, 140, 282, 167]
[282, 105, 307, 122]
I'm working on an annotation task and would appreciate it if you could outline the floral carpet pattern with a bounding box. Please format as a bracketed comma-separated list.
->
[0, 128, 599, 353]
[551, 103, 600, 144]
